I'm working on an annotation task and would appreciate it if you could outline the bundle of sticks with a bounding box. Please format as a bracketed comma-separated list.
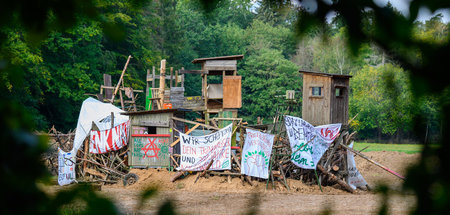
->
[39, 126, 75, 176]
[40, 127, 135, 185]
[268, 128, 358, 193]
[76, 141, 132, 185]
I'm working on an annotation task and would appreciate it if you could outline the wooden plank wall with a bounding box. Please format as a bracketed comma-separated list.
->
[129, 113, 173, 168]
[103, 74, 112, 100]
[331, 77, 349, 125]
[223, 76, 242, 108]
[301, 74, 331, 125]
[204, 60, 237, 71]
[170, 87, 184, 108]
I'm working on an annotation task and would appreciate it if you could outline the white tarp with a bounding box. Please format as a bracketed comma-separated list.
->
[58, 148, 75, 186]
[241, 129, 275, 179]
[285, 115, 341, 169]
[59, 97, 129, 186]
[177, 124, 232, 171]
[72, 97, 128, 154]
[347, 142, 368, 189]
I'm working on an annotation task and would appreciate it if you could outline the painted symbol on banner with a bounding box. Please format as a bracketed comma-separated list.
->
[64, 157, 75, 166]
[321, 127, 339, 140]
[141, 138, 160, 159]
[222, 160, 230, 169]
[244, 150, 269, 170]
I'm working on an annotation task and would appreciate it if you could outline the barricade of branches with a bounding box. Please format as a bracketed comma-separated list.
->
[39, 126, 75, 175]
[40, 127, 136, 186]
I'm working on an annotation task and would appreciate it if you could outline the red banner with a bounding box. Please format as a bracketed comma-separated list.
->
[89, 121, 130, 154]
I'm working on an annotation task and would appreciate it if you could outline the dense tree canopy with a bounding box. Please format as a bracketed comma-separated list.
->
[0, 0, 446, 141]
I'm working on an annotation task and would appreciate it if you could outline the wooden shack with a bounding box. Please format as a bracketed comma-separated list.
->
[122, 109, 185, 168]
[300, 70, 352, 126]
[181, 55, 244, 125]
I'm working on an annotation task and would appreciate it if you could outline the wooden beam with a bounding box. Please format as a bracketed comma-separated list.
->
[172, 116, 219, 131]
[159, 59, 166, 105]
[146, 69, 150, 98]
[181, 68, 185, 88]
[211, 117, 243, 121]
[179, 70, 206, 74]
[170, 67, 173, 88]
[175, 70, 179, 87]
[340, 143, 405, 180]
[152, 66, 156, 88]
[195, 159, 214, 183]
[206, 171, 241, 176]
[170, 124, 200, 147]
[103, 74, 112, 99]
[317, 165, 354, 193]
[147, 74, 181, 81]
[111, 55, 132, 103]
[101, 85, 143, 93]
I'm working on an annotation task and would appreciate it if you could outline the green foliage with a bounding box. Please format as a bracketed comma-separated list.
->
[241, 48, 299, 123]
[350, 64, 415, 139]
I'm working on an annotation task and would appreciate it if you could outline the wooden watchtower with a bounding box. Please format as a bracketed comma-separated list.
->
[181, 55, 244, 124]
[300, 70, 352, 126]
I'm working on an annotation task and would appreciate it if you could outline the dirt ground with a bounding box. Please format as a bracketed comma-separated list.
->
[47, 151, 419, 214]
[94, 151, 419, 214]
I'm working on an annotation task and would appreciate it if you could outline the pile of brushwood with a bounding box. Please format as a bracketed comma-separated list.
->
[171, 118, 364, 193]
[40, 127, 137, 186]
[269, 127, 360, 193]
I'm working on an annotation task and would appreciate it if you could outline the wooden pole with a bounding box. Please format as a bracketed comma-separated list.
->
[175, 70, 179, 87]
[170, 67, 173, 88]
[152, 66, 156, 88]
[111, 112, 114, 129]
[317, 165, 354, 193]
[82, 138, 89, 174]
[159, 59, 166, 106]
[111, 55, 132, 103]
[172, 116, 220, 131]
[170, 124, 200, 147]
[146, 69, 150, 98]
[340, 143, 405, 180]
[181, 67, 185, 88]
[194, 159, 214, 183]
[171, 171, 187, 182]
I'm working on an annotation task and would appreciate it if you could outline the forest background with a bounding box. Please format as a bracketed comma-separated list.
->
[2, 0, 448, 142]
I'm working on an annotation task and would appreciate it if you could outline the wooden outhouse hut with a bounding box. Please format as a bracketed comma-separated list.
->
[299, 70, 352, 126]
[122, 109, 186, 169]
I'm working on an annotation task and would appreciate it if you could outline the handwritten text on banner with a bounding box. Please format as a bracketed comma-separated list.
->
[178, 124, 232, 171]
[285, 115, 341, 169]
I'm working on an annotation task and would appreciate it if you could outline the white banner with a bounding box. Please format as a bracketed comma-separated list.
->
[177, 124, 232, 171]
[347, 142, 368, 189]
[58, 149, 75, 186]
[241, 129, 275, 179]
[285, 115, 341, 169]
[89, 121, 130, 154]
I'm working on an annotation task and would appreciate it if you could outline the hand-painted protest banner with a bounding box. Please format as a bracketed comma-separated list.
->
[347, 142, 368, 189]
[285, 115, 341, 169]
[58, 149, 75, 186]
[241, 129, 275, 179]
[89, 121, 130, 154]
[178, 124, 232, 171]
